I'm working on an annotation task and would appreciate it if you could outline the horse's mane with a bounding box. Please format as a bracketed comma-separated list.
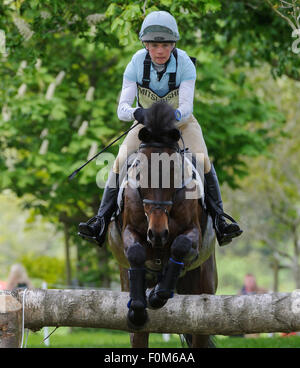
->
[139, 102, 180, 145]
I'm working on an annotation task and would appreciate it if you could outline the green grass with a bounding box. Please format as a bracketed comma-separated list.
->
[26, 328, 182, 348]
[24, 328, 300, 348]
[216, 335, 300, 348]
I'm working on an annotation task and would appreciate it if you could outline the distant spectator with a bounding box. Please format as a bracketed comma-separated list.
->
[239, 273, 267, 295]
[6, 263, 33, 290]
[0, 280, 7, 290]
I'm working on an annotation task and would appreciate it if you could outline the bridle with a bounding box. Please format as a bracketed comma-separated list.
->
[137, 137, 187, 223]
[142, 198, 173, 222]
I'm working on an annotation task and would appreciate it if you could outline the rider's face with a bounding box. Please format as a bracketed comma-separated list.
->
[145, 42, 175, 65]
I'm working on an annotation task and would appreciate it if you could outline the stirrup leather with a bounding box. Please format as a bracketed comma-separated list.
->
[206, 192, 242, 245]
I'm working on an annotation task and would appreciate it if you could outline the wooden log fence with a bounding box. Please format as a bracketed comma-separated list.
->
[1, 288, 300, 347]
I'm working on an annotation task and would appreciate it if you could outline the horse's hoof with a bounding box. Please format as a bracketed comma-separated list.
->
[147, 288, 168, 309]
[127, 301, 148, 330]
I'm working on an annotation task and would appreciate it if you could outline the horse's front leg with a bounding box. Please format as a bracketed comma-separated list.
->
[148, 230, 198, 309]
[123, 226, 148, 330]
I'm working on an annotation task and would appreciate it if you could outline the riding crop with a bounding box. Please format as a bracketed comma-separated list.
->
[68, 121, 140, 181]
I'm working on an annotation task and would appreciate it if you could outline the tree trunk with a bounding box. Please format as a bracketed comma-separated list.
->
[75, 241, 82, 287]
[96, 246, 111, 288]
[63, 222, 72, 286]
[271, 258, 280, 292]
[294, 262, 300, 290]
[8, 289, 300, 336]
[292, 223, 300, 289]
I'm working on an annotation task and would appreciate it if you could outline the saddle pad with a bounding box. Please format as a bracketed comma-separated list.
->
[117, 152, 139, 213]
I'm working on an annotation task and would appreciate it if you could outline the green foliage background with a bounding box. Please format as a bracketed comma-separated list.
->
[0, 0, 299, 291]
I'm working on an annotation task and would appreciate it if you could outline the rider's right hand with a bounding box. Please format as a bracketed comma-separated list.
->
[133, 107, 146, 125]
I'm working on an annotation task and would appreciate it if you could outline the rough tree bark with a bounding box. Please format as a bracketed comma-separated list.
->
[0, 291, 22, 348]
[1, 289, 299, 336]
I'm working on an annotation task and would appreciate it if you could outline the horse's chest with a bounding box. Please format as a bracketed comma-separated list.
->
[144, 249, 169, 287]
[145, 260, 163, 287]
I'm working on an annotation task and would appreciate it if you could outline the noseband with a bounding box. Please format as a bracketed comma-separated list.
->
[142, 198, 173, 221]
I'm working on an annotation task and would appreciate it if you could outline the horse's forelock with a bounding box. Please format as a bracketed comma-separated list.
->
[144, 102, 177, 139]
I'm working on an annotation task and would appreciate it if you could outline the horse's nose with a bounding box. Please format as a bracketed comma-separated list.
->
[147, 228, 169, 247]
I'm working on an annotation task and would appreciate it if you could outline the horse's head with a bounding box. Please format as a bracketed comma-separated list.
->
[137, 102, 181, 248]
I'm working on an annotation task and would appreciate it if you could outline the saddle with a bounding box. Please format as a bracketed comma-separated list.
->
[116, 148, 206, 215]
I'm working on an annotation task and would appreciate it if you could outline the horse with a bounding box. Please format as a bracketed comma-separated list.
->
[108, 101, 217, 348]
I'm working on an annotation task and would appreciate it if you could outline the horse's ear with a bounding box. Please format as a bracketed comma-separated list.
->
[138, 127, 152, 142]
[169, 128, 181, 142]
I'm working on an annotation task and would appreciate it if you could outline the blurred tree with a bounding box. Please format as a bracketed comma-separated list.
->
[200, 0, 300, 80]
[0, 191, 65, 276]
[222, 66, 300, 290]
[19, 252, 66, 286]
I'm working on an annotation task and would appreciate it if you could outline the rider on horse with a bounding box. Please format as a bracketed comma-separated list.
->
[78, 10, 242, 247]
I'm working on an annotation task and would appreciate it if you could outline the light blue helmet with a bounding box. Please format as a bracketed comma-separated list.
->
[139, 11, 180, 42]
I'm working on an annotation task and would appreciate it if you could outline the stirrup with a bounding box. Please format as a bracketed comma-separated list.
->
[78, 231, 101, 245]
[214, 212, 243, 246]
[78, 216, 106, 246]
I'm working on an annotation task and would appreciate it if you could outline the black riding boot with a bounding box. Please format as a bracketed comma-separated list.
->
[78, 171, 119, 247]
[204, 164, 242, 246]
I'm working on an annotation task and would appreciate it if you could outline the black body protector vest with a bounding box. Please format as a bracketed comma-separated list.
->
[137, 48, 196, 110]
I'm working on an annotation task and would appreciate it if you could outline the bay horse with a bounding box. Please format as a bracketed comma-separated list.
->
[108, 102, 217, 348]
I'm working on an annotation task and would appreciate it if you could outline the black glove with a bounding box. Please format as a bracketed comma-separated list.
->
[133, 108, 146, 125]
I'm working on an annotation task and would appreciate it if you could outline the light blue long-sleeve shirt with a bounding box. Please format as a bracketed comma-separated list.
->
[117, 48, 196, 122]
[124, 48, 196, 97]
